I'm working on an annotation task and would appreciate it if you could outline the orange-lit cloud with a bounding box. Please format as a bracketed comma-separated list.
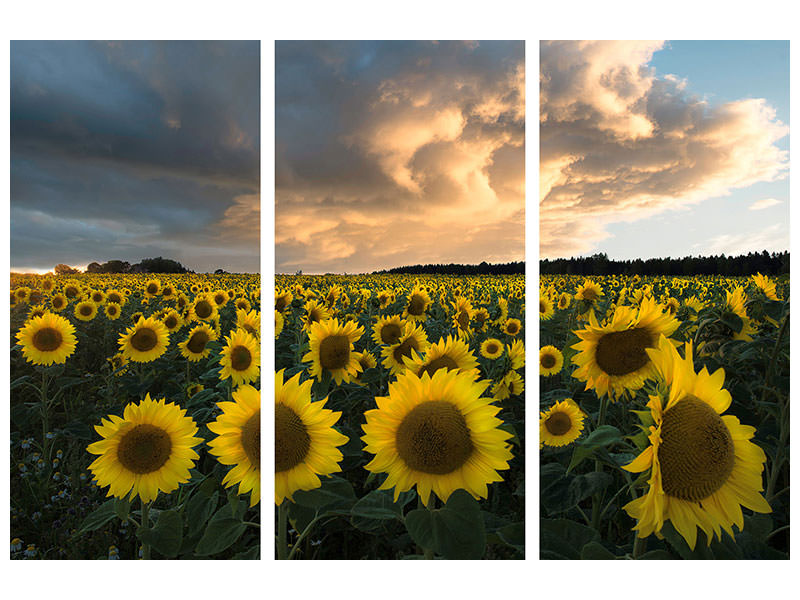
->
[540, 40, 789, 258]
[276, 41, 524, 273]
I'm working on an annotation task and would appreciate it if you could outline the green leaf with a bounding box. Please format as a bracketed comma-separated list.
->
[194, 507, 247, 556]
[638, 549, 675, 560]
[76, 499, 119, 536]
[10, 375, 31, 391]
[350, 489, 405, 531]
[405, 490, 486, 559]
[185, 491, 218, 537]
[233, 545, 260, 560]
[114, 497, 131, 521]
[292, 475, 356, 510]
[580, 541, 615, 559]
[495, 522, 525, 554]
[567, 425, 622, 472]
[138, 509, 183, 558]
[540, 518, 599, 560]
[720, 311, 743, 334]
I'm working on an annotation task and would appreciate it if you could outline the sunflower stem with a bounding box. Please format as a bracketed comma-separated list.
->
[277, 500, 289, 559]
[632, 534, 646, 559]
[590, 395, 610, 531]
[141, 500, 151, 560]
[40, 370, 50, 460]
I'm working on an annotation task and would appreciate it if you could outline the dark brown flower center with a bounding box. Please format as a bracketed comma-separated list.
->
[52, 297, 65, 309]
[33, 327, 63, 352]
[396, 401, 473, 474]
[164, 315, 178, 329]
[658, 396, 735, 502]
[418, 355, 459, 378]
[230, 345, 252, 371]
[146, 284, 159, 295]
[541, 353, 557, 369]
[319, 334, 350, 370]
[506, 321, 520, 334]
[393, 336, 420, 364]
[275, 296, 288, 312]
[275, 404, 310, 472]
[80, 304, 93, 316]
[107, 292, 122, 304]
[594, 327, 654, 376]
[379, 323, 402, 345]
[545, 411, 572, 436]
[486, 343, 499, 355]
[582, 288, 598, 301]
[457, 309, 470, 329]
[117, 424, 172, 474]
[130, 327, 158, 352]
[195, 300, 213, 319]
[241, 410, 260, 469]
[408, 294, 426, 316]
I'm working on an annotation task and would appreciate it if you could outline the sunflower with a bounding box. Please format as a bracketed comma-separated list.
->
[161, 285, 176, 301]
[275, 369, 348, 504]
[371, 314, 406, 346]
[63, 283, 81, 299]
[107, 352, 128, 375]
[27, 306, 47, 320]
[539, 345, 564, 376]
[724, 286, 757, 342]
[211, 289, 230, 308]
[16, 312, 77, 365]
[571, 297, 679, 399]
[622, 335, 771, 550]
[362, 368, 513, 506]
[751, 273, 779, 301]
[473, 307, 490, 332]
[14, 287, 31, 303]
[508, 339, 525, 370]
[144, 279, 162, 298]
[89, 289, 106, 305]
[492, 370, 524, 400]
[219, 329, 261, 386]
[575, 279, 603, 303]
[402, 285, 432, 322]
[87, 395, 202, 503]
[403, 334, 479, 379]
[74, 300, 98, 322]
[480, 338, 504, 359]
[104, 302, 122, 320]
[189, 294, 218, 323]
[540, 399, 585, 447]
[235, 297, 252, 312]
[237, 308, 260, 339]
[208, 384, 260, 507]
[540, 295, 554, 320]
[179, 323, 218, 362]
[381, 321, 430, 375]
[275, 311, 284, 338]
[301, 299, 331, 332]
[353, 351, 378, 385]
[502, 318, 522, 337]
[118, 316, 170, 363]
[451, 296, 473, 337]
[557, 292, 571, 310]
[303, 318, 364, 384]
[161, 309, 183, 332]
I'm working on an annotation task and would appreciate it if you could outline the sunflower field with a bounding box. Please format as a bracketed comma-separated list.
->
[10, 273, 261, 560]
[539, 273, 789, 559]
[275, 274, 525, 559]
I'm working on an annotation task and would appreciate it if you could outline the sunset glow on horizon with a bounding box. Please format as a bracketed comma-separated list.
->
[275, 41, 525, 274]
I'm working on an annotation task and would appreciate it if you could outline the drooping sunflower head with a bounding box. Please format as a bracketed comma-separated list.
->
[87, 394, 202, 504]
[219, 328, 261, 385]
[380, 321, 430, 375]
[118, 316, 170, 363]
[362, 368, 513, 506]
[404, 334, 479, 380]
[451, 296, 473, 335]
[540, 399, 585, 448]
[557, 292, 571, 310]
[539, 345, 564, 376]
[275, 369, 348, 504]
[751, 273, 779, 301]
[622, 335, 771, 550]
[571, 297, 679, 399]
[208, 384, 261, 507]
[274, 289, 293, 313]
[275, 310, 285, 338]
[303, 318, 364, 384]
[16, 312, 78, 366]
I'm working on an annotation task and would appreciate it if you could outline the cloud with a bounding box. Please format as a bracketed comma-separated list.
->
[276, 41, 524, 273]
[704, 224, 788, 256]
[749, 198, 782, 211]
[540, 40, 789, 258]
[11, 41, 260, 272]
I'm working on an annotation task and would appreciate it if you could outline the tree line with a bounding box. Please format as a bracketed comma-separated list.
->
[539, 251, 789, 276]
[54, 257, 191, 275]
[373, 261, 525, 275]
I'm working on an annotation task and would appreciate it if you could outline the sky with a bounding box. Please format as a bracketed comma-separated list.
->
[10, 41, 260, 274]
[540, 40, 789, 260]
[275, 40, 525, 274]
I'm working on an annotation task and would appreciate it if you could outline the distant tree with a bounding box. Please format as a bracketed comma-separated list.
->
[101, 260, 131, 274]
[133, 257, 187, 274]
[86, 262, 103, 273]
[214, 268, 227, 274]
[54, 263, 80, 275]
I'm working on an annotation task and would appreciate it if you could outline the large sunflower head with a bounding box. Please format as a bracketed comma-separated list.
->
[219, 328, 261, 386]
[622, 335, 771, 550]
[144, 279, 162, 298]
[540, 399, 585, 447]
[571, 296, 679, 400]
[275, 370, 348, 504]
[189, 294, 218, 323]
[403, 334, 480, 380]
[118, 316, 170, 363]
[402, 285, 432, 322]
[362, 368, 513, 506]
[208, 384, 261, 507]
[302, 318, 364, 384]
[16, 312, 77, 366]
[179, 323, 218, 362]
[105, 288, 126, 307]
[87, 395, 202, 503]
[380, 321, 430, 375]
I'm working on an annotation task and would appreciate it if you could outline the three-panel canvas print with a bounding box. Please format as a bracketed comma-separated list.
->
[7, 39, 789, 562]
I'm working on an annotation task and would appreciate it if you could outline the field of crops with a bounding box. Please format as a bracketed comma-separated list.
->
[275, 273, 525, 559]
[10, 273, 261, 560]
[540, 273, 789, 559]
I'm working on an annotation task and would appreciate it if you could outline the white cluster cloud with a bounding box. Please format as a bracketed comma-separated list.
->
[540, 40, 789, 258]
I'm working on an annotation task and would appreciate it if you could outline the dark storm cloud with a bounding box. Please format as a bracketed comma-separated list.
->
[276, 41, 524, 274]
[10, 40, 259, 273]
